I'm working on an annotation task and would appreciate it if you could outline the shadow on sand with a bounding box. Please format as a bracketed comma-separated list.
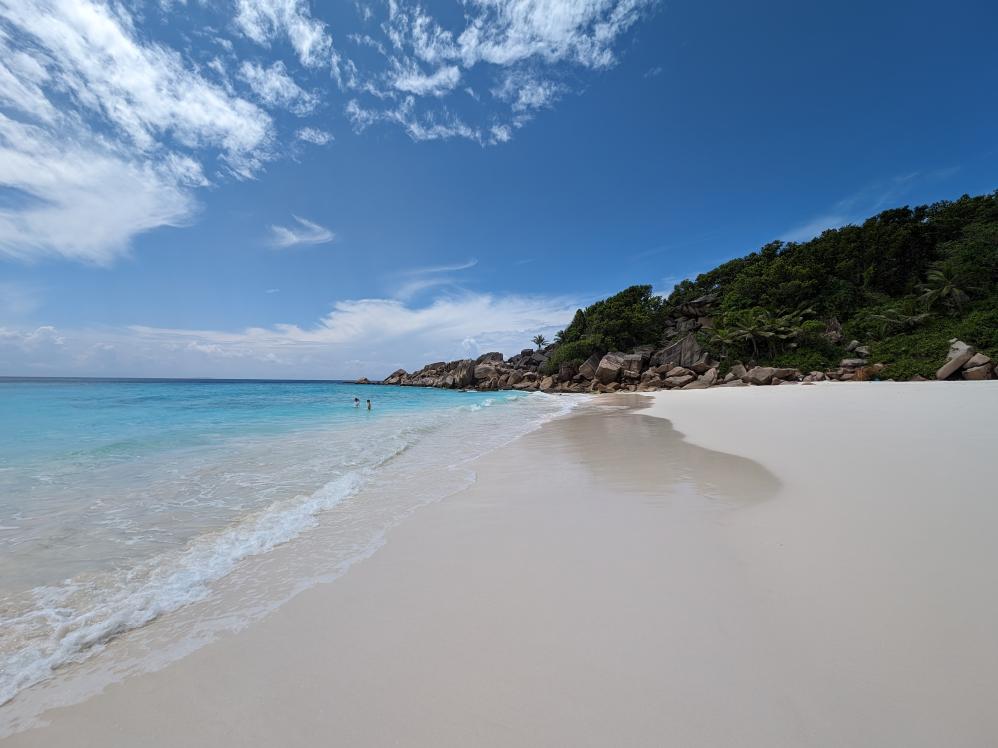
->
[535, 396, 780, 504]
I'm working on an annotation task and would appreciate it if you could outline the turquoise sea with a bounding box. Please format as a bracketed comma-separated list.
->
[0, 378, 575, 707]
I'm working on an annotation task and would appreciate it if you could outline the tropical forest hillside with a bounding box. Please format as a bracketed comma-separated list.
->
[545, 190, 998, 380]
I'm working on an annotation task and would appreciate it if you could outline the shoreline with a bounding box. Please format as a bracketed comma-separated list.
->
[4, 383, 998, 746]
[0, 388, 577, 729]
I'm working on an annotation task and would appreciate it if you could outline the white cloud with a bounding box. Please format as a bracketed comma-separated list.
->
[780, 174, 922, 243]
[238, 60, 318, 114]
[494, 71, 563, 112]
[0, 293, 578, 378]
[0, 0, 659, 264]
[389, 61, 461, 97]
[269, 215, 335, 247]
[781, 214, 850, 243]
[295, 126, 333, 144]
[0, 116, 202, 264]
[453, 0, 652, 69]
[3, 0, 273, 173]
[0, 0, 274, 263]
[0, 324, 64, 347]
[338, 0, 657, 143]
[346, 96, 502, 145]
[234, 0, 333, 68]
[394, 258, 478, 299]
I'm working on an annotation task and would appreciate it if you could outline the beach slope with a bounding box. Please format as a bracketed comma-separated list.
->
[4, 383, 997, 747]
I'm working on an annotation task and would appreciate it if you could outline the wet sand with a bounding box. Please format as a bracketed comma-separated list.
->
[4, 383, 997, 746]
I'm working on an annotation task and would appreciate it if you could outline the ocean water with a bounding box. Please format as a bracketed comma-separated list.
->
[0, 378, 577, 708]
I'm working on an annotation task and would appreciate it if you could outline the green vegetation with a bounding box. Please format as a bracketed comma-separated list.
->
[542, 285, 666, 374]
[547, 191, 998, 377]
[555, 285, 666, 352]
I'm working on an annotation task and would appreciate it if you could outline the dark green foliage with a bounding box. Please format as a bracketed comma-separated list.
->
[867, 298, 998, 380]
[558, 285, 666, 352]
[548, 190, 998, 376]
[771, 346, 839, 375]
[845, 298, 931, 341]
[541, 338, 605, 375]
[953, 302, 998, 353]
[666, 192, 998, 321]
[707, 306, 816, 359]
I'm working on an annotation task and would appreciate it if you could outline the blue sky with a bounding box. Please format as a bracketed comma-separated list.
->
[1, 0, 996, 378]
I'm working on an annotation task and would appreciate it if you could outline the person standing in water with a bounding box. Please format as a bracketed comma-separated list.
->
[353, 397, 360, 408]
[366, 399, 372, 410]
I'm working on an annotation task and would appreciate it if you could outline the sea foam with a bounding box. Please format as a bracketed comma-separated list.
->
[0, 382, 579, 708]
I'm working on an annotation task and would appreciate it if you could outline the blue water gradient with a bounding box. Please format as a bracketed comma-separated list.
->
[0, 378, 504, 469]
[0, 378, 571, 707]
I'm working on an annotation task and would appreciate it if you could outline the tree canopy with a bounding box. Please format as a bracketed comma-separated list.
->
[546, 190, 998, 378]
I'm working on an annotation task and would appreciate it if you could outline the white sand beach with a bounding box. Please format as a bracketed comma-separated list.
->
[3, 382, 997, 747]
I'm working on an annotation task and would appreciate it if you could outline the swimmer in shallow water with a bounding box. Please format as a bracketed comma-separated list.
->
[353, 397, 360, 408]
[366, 399, 372, 410]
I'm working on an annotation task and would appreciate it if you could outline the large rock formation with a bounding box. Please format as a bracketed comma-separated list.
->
[383, 369, 407, 385]
[374, 325, 984, 394]
[745, 366, 775, 385]
[453, 360, 476, 388]
[936, 340, 976, 380]
[653, 334, 704, 370]
[578, 353, 602, 379]
[474, 364, 498, 381]
[595, 353, 625, 384]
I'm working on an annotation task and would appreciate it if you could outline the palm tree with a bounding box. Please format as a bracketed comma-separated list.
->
[532, 334, 547, 350]
[724, 311, 763, 357]
[708, 329, 740, 359]
[867, 308, 930, 337]
[919, 262, 970, 314]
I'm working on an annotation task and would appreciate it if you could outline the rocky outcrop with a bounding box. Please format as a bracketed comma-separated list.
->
[663, 373, 695, 388]
[936, 340, 977, 380]
[474, 363, 498, 382]
[963, 364, 992, 380]
[928, 341, 995, 381]
[374, 333, 991, 394]
[745, 366, 775, 385]
[653, 334, 704, 370]
[595, 353, 625, 384]
[383, 369, 407, 385]
[558, 362, 578, 382]
[578, 353, 602, 380]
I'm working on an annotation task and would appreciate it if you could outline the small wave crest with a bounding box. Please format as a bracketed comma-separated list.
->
[0, 389, 583, 708]
[0, 471, 364, 705]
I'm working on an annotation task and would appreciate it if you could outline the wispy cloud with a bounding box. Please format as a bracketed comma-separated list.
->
[238, 60, 318, 115]
[781, 173, 923, 242]
[644, 65, 663, 78]
[389, 61, 461, 97]
[234, 0, 333, 68]
[402, 259, 479, 275]
[339, 0, 659, 144]
[269, 216, 335, 248]
[629, 230, 725, 261]
[295, 127, 334, 145]
[0, 0, 659, 263]
[0, 292, 579, 378]
[394, 258, 478, 299]
[0, 0, 272, 263]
